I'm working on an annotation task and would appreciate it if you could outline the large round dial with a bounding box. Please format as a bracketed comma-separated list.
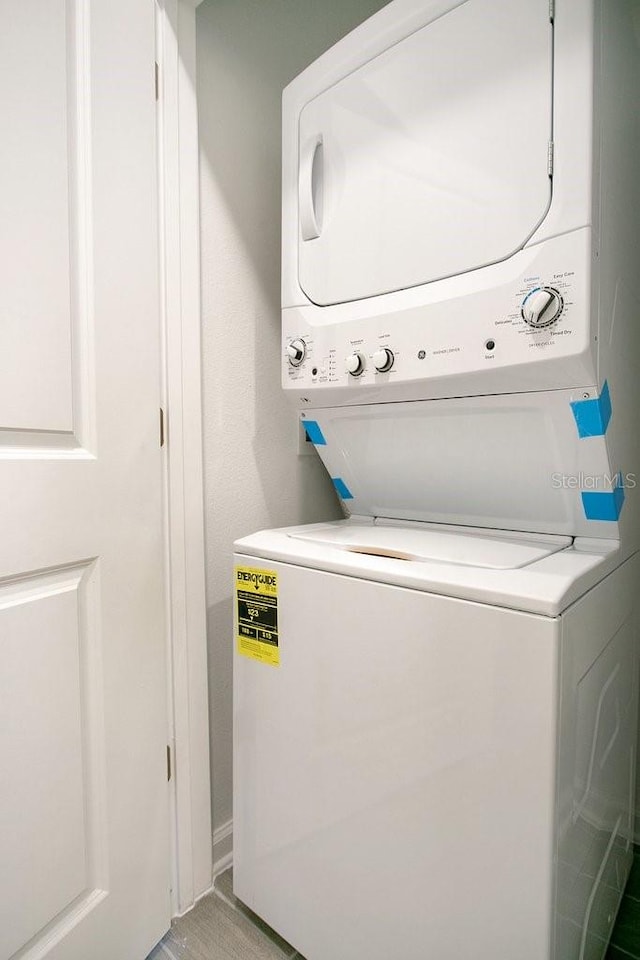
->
[522, 287, 563, 328]
[287, 338, 306, 366]
[346, 352, 365, 377]
[373, 347, 394, 373]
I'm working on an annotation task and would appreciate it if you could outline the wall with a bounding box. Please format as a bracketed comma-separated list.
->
[196, 0, 389, 860]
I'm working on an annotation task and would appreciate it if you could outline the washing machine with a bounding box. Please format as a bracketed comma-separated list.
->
[234, 0, 640, 957]
[234, 520, 637, 959]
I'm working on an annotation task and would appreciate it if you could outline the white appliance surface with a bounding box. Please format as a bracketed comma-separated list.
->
[233, 550, 638, 960]
[283, 0, 596, 320]
[237, 520, 619, 617]
[298, 387, 625, 542]
[240, 2, 640, 959]
[297, 0, 552, 306]
[288, 522, 571, 568]
[284, 228, 594, 405]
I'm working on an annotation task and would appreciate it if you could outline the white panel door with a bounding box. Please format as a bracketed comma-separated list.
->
[0, 2, 170, 959]
[298, 0, 553, 305]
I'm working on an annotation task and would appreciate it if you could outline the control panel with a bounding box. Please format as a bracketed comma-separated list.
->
[283, 230, 593, 403]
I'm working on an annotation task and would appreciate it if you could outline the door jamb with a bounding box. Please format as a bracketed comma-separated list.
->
[157, 0, 212, 917]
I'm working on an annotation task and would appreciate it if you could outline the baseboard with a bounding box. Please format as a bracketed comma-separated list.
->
[213, 818, 233, 878]
[174, 880, 214, 918]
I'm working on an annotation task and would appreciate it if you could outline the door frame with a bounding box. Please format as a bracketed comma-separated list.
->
[156, 0, 213, 917]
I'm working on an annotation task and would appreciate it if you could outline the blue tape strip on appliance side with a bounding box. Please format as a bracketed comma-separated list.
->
[332, 477, 354, 500]
[302, 419, 327, 445]
[570, 381, 612, 438]
[581, 481, 625, 522]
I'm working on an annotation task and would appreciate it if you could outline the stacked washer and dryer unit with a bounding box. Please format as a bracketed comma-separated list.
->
[233, 1, 640, 958]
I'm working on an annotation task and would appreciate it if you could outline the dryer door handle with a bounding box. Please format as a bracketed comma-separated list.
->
[299, 134, 323, 241]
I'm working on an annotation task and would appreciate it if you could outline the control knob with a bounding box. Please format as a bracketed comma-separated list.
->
[522, 287, 563, 328]
[287, 338, 306, 366]
[373, 347, 394, 373]
[346, 352, 365, 377]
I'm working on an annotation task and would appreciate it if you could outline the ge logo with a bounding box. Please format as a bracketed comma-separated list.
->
[418, 350, 426, 360]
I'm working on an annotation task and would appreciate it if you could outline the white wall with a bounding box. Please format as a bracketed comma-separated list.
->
[196, 0, 390, 857]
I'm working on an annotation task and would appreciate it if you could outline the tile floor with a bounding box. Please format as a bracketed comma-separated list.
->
[146, 868, 303, 960]
[148, 855, 640, 960]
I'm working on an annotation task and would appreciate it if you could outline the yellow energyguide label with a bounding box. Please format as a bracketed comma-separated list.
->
[235, 566, 279, 666]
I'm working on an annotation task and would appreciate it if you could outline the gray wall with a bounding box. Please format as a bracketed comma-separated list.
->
[196, 0, 390, 843]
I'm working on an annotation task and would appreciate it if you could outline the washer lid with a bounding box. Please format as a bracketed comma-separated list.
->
[297, 0, 553, 305]
[235, 522, 619, 616]
[288, 524, 571, 570]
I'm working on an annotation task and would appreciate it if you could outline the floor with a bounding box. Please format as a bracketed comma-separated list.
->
[146, 868, 304, 960]
[148, 855, 640, 960]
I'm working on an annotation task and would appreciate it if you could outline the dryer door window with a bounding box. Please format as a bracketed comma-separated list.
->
[298, 0, 553, 306]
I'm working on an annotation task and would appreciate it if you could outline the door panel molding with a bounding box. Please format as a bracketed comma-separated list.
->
[0, 0, 95, 453]
[0, 560, 108, 960]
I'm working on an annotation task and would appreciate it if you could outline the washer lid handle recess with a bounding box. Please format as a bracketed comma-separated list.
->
[287, 525, 572, 570]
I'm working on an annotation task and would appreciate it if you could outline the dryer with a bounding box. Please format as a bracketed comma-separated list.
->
[233, 1, 640, 957]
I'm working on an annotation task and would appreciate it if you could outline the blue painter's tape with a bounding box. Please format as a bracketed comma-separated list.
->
[302, 419, 327, 445]
[570, 381, 612, 438]
[332, 477, 354, 500]
[582, 480, 625, 521]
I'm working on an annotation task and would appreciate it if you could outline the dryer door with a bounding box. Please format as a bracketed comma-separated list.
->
[298, 0, 553, 306]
